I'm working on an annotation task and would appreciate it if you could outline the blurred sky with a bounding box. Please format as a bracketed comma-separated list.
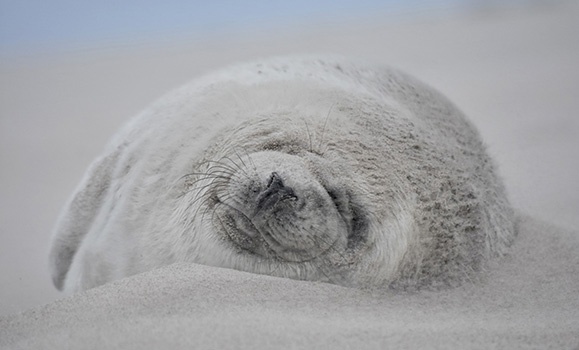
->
[0, 0, 541, 57]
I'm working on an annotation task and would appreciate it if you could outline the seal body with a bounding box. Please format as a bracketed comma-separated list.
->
[49, 56, 515, 292]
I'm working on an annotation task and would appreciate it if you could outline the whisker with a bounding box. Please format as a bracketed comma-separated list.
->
[205, 163, 239, 177]
[183, 178, 228, 197]
[186, 186, 226, 219]
[183, 172, 231, 181]
[233, 148, 249, 173]
[205, 153, 252, 181]
[317, 102, 336, 154]
[197, 159, 242, 177]
[302, 119, 314, 153]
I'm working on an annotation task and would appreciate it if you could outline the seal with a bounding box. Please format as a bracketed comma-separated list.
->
[49, 55, 516, 292]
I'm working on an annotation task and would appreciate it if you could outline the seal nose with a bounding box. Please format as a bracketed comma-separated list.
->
[255, 172, 297, 212]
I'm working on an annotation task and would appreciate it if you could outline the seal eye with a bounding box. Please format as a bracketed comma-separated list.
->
[325, 188, 366, 248]
[326, 188, 347, 214]
[328, 190, 339, 202]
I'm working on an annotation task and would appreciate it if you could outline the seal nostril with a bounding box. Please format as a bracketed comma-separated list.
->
[283, 187, 298, 201]
[267, 172, 284, 191]
[256, 172, 297, 212]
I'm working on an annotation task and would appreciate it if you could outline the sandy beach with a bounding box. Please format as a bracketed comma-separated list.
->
[0, 2, 578, 347]
[2, 214, 578, 348]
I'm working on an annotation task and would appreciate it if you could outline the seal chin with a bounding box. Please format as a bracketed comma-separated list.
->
[214, 151, 348, 262]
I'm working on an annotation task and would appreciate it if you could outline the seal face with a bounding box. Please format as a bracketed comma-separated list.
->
[49, 56, 516, 292]
[182, 132, 376, 287]
[202, 149, 369, 264]
[218, 163, 343, 262]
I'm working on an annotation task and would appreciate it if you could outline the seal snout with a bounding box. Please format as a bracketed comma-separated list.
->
[217, 151, 347, 262]
[255, 172, 298, 213]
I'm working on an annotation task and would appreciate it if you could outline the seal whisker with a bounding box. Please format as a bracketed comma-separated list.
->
[317, 102, 336, 155]
[194, 186, 242, 223]
[173, 169, 231, 194]
[302, 118, 314, 154]
[183, 172, 231, 181]
[221, 155, 247, 176]
[215, 152, 249, 178]
[197, 159, 243, 179]
[232, 148, 250, 174]
[212, 193, 240, 211]
[185, 170, 235, 182]
[205, 163, 238, 177]
[187, 190, 215, 218]
[197, 189, 228, 226]
[243, 149, 258, 174]
[206, 155, 253, 183]
[195, 159, 236, 172]
[189, 180, 229, 203]
[178, 178, 227, 200]
[186, 184, 229, 220]
[182, 177, 229, 197]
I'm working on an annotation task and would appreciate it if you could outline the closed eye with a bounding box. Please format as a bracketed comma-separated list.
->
[325, 187, 367, 249]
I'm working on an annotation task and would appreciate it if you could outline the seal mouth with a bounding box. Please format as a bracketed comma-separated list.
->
[219, 202, 341, 263]
[212, 184, 369, 266]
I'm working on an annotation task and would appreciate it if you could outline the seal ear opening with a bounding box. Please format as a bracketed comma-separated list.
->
[49, 149, 121, 291]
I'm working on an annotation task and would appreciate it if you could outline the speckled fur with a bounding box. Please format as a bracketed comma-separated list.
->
[49, 55, 515, 292]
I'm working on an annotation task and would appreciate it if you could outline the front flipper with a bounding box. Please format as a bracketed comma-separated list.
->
[49, 148, 122, 291]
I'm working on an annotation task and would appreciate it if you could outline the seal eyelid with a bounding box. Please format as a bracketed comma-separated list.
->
[328, 190, 339, 203]
[325, 188, 347, 215]
[324, 187, 366, 246]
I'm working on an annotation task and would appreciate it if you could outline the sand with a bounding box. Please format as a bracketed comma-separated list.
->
[1, 2, 578, 348]
[1, 215, 578, 349]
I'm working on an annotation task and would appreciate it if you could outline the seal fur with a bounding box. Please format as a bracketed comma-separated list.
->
[49, 56, 515, 292]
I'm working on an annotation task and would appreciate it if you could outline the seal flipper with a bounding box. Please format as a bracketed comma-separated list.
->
[49, 149, 121, 291]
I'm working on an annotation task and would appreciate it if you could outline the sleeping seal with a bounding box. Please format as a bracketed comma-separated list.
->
[49, 56, 515, 292]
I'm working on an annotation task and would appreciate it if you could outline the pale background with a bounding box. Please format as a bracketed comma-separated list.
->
[1, 0, 577, 316]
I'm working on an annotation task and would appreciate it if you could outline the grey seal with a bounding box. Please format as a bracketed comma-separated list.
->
[49, 55, 516, 292]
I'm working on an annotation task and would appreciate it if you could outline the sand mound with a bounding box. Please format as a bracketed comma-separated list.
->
[2, 215, 577, 349]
